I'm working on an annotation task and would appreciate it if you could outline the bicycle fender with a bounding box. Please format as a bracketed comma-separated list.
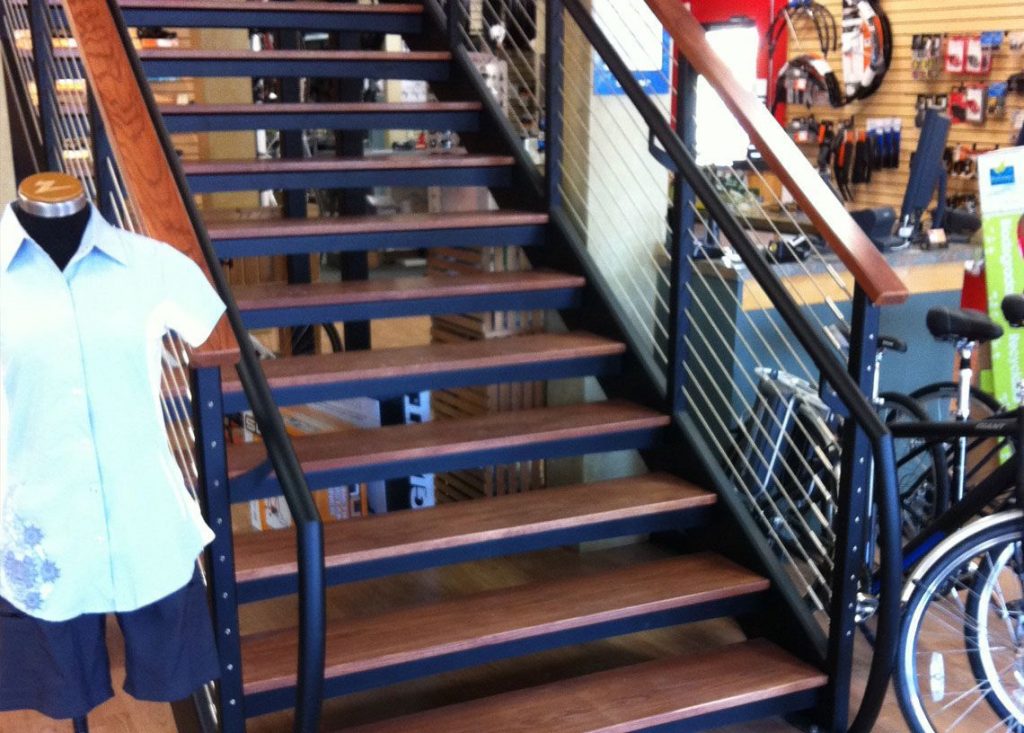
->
[900, 509, 1024, 604]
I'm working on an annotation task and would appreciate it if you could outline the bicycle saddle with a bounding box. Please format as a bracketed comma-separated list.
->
[925, 306, 1004, 343]
[1002, 294, 1024, 328]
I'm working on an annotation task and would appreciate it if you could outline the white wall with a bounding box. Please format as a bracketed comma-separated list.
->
[0, 60, 16, 204]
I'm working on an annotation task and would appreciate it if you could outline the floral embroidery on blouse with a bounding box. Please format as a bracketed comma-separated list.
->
[1, 515, 59, 612]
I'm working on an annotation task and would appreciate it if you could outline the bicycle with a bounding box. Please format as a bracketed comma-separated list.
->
[732, 317, 948, 601]
[891, 294, 1024, 732]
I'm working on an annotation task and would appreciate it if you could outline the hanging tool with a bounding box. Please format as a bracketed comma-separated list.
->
[833, 129, 855, 201]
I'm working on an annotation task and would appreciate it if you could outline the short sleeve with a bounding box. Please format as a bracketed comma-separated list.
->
[157, 244, 227, 347]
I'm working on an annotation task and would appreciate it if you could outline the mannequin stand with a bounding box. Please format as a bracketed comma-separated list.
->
[73, 716, 89, 732]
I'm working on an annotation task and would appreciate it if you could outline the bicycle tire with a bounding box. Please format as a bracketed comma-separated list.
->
[965, 538, 1024, 728]
[878, 391, 949, 538]
[895, 511, 1024, 732]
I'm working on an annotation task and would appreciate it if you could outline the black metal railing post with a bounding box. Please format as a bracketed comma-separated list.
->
[27, 0, 60, 170]
[544, 0, 563, 209]
[821, 285, 879, 731]
[665, 56, 699, 416]
[87, 88, 116, 221]
[448, 0, 464, 48]
[276, 28, 315, 356]
[191, 366, 246, 733]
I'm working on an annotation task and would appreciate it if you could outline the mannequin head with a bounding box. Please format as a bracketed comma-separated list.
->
[12, 172, 91, 271]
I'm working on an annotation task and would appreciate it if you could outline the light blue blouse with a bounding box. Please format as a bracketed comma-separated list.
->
[0, 204, 225, 621]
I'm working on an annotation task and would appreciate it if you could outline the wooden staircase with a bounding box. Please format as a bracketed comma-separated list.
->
[119, 1, 828, 730]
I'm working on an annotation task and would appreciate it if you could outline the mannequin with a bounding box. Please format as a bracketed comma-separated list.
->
[12, 172, 91, 272]
[7, 174, 91, 733]
[0, 173, 224, 732]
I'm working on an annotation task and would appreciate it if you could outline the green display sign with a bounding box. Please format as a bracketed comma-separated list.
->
[978, 148, 1024, 411]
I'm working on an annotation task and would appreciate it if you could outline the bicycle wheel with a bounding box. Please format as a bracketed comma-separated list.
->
[966, 538, 1024, 728]
[910, 382, 1005, 488]
[895, 512, 1024, 732]
[910, 382, 1002, 422]
[878, 392, 949, 538]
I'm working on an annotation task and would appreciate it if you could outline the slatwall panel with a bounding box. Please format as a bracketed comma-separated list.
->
[785, 0, 1024, 211]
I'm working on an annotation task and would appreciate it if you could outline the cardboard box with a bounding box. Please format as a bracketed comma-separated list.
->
[239, 399, 383, 530]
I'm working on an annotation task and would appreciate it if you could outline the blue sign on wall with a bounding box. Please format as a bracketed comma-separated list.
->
[593, 30, 672, 96]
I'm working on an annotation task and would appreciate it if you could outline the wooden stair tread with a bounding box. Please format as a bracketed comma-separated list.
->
[205, 209, 547, 241]
[226, 401, 669, 479]
[241, 554, 769, 694]
[120, 0, 423, 13]
[161, 102, 481, 116]
[233, 473, 712, 582]
[182, 154, 514, 176]
[222, 332, 621, 395]
[138, 49, 449, 62]
[342, 640, 826, 733]
[231, 270, 584, 310]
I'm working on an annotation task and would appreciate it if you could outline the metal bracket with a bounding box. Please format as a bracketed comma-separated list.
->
[648, 129, 679, 173]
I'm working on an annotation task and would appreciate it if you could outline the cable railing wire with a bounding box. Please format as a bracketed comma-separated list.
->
[677, 242, 842, 537]
[1, 1, 43, 144]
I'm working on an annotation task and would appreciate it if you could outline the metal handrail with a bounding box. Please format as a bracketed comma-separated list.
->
[53, 1, 327, 729]
[558, 2, 901, 730]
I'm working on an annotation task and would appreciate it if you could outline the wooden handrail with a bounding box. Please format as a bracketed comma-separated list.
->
[60, 0, 239, 366]
[645, 0, 909, 306]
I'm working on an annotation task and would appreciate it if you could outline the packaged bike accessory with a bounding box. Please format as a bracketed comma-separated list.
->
[987, 82, 1008, 117]
[964, 35, 985, 75]
[964, 85, 987, 124]
[946, 36, 966, 73]
[948, 87, 968, 123]
[979, 31, 1003, 74]
[912, 34, 944, 81]
[1008, 71, 1024, 95]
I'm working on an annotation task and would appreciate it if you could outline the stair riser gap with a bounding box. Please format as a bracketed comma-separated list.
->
[633, 690, 822, 733]
[186, 166, 511, 193]
[163, 110, 479, 134]
[211, 223, 545, 259]
[231, 426, 664, 502]
[123, 9, 422, 33]
[221, 352, 622, 413]
[237, 287, 581, 329]
[236, 507, 715, 603]
[140, 58, 449, 80]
